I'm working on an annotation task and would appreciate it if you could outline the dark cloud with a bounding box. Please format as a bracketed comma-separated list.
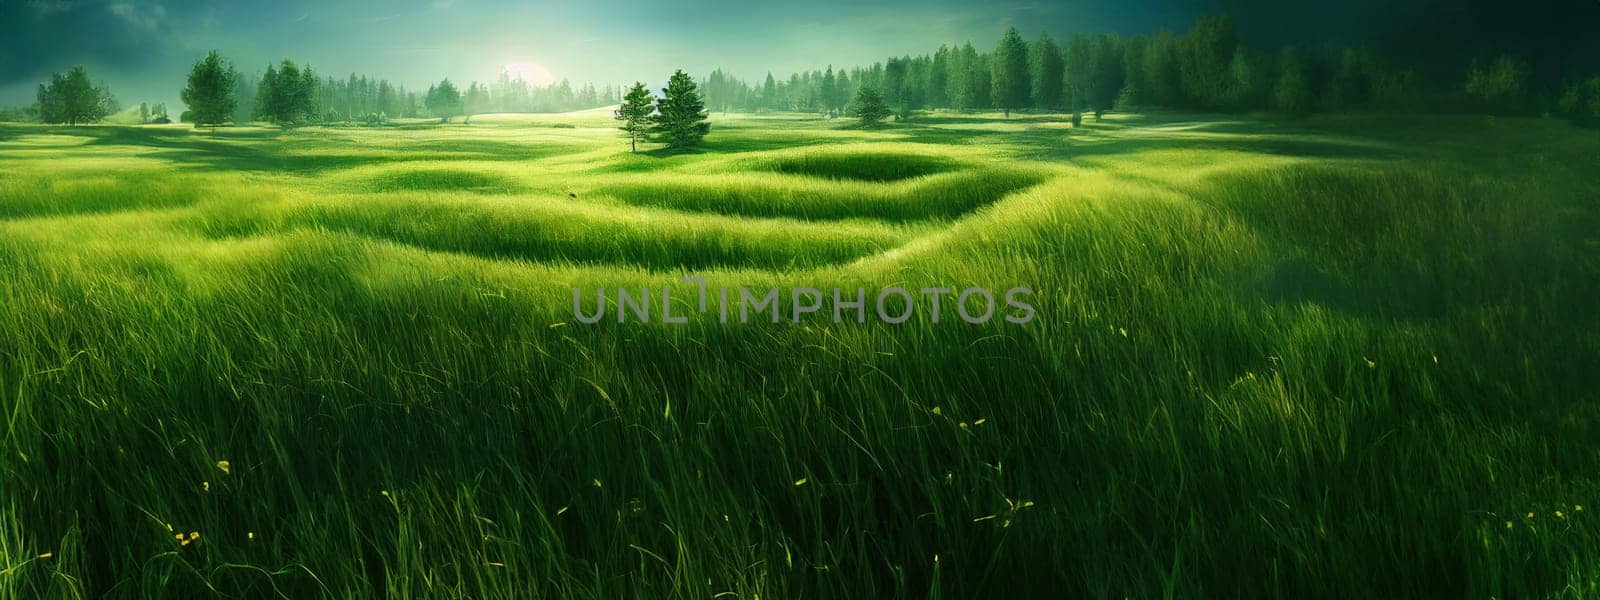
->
[1, 0, 203, 84]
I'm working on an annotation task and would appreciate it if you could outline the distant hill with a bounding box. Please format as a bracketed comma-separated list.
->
[100, 104, 146, 125]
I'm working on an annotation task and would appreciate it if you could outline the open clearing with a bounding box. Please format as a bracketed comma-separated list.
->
[1, 110, 1598, 597]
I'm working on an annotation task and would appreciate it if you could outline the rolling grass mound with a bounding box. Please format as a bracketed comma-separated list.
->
[0, 113, 1597, 598]
[759, 150, 958, 181]
[183, 192, 915, 270]
[0, 172, 234, 219]
[600, 169, 1043, 222]
[354, 167, 521, 193]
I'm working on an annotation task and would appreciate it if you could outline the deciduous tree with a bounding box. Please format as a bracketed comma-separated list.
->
[37, 65, 114, 125]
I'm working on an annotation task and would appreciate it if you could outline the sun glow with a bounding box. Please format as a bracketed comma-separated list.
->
[503, 62, 554, 85]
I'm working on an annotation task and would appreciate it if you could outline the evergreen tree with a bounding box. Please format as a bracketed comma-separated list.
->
[1064, 34, 1091, 112]
[900, 56, 928, 118]
[181, 50, 238, 128]
[1227, 46, 1264, 110]
[991, 27, 1031, 117]
[36, 84, 58, 124]
[1117, 35, 1149, 108]
[1330, 47, 1377, 111]
[1178, 15, 1238, 110]
[926, 45, 951, 108]
[650, 70, 710, 149]
[256, 65, 281, 122]
[851, 86, 891, 126]
[425, 79, 463, 123]
[820, 67, 839, 117]
[884, 57, 909, 115]
[464, 82, 489, 120]
[614, 82, 654, 153]
[298, 64, 319, 122]
[835, 70, 853, 113]
[956, 43, 990, 110]
[1029, 33, 1064, 109]
[1087, 34, 1125, 118]
[1273, 47, 1313, 117]
[268, 61, 300, 125]
[232, 67, 256, 123]
[1143, 29, 1181, 107]
[376, 80, 396, 118]
[253, 60, 313, 127]
[761, 73, 778, 110]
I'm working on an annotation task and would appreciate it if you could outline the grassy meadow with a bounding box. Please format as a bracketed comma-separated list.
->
[1, 108, 1598, 597]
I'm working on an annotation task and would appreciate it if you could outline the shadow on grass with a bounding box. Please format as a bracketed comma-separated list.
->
[881, 113, 1402, 162]
[27, 125, 565, 174]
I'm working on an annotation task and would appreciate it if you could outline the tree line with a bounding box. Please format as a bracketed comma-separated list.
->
[25, 51, 620, 128]
[14, 13, 1600, 127]
[699, 15, 1600, 123]
[218, 54, 621, 127]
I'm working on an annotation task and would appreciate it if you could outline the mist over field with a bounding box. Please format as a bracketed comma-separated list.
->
[2, 0, 1599, 597]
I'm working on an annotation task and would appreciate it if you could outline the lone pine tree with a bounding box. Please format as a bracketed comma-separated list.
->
[615, 82, 654, 152]
[650, 70, 710, 149]
[851, 86, 891, 126]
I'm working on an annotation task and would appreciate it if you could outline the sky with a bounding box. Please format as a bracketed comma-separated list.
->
[2, 0, 1596, 108]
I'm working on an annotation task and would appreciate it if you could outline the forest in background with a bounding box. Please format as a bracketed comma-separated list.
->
[6, 14, 1600, 126]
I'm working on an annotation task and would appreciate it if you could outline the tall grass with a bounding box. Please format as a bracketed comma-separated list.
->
[0, 112, 1596, 598]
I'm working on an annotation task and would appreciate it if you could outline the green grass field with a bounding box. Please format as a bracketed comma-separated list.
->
[1, 109, 1597, 598]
